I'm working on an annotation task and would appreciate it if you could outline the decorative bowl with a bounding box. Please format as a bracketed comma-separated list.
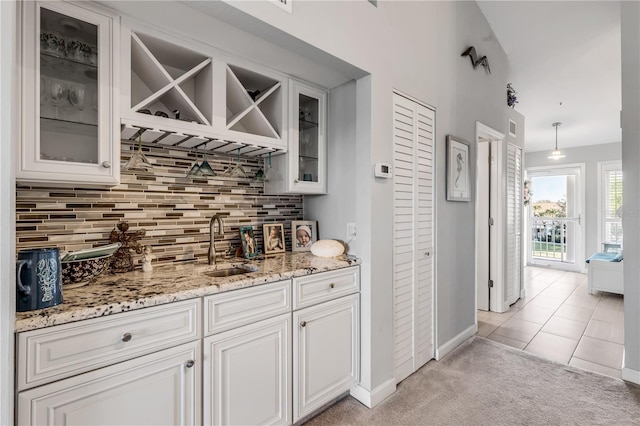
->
[62, 254, 112, 289]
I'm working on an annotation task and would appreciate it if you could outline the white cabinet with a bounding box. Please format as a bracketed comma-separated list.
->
[15, 268, 359, 425]
[265, 80, 327, 194]
[204, 313, 291, 426]
[16, 300, 202, 426]
[18, 0, 120, 185]
[17, 299, 200, 390]
[293, 293, 359, 422]
[17, 341, 201, 426]
[120, 26, 288, 153]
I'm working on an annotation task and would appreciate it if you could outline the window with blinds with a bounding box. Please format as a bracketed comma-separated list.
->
[598, 161, 623, 250]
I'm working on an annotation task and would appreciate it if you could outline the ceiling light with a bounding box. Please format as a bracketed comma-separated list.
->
[548, 122, 566, 160]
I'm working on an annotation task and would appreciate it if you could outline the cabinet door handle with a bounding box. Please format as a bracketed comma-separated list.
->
[300, 321, 306, 327]
[329, 283, 335, 289]
[101, 161, 111, 168]
[121, 333, 132, 342]
[185, 360, 195, 368]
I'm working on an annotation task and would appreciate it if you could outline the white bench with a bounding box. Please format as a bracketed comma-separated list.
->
[587, 256, 623, 295]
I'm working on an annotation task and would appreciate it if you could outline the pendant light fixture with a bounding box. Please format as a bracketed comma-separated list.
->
[548, 122, 566, 160]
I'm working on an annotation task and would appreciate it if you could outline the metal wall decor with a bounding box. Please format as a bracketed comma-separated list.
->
[461, 46, 491, 74]
[507, 83, 518, 108]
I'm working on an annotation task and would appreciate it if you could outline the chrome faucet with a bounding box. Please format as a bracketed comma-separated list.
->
[208, 214, 224, 265]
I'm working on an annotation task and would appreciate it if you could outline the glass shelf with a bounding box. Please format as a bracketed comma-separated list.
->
[299, 155, 319, 160]
[41, 50, 97, 70]
[299, 119, 318, 130]
[41, 116, 98, 135]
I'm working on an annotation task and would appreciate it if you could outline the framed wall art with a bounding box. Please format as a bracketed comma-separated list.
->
[263, 223, 285, 254]
[239, 226, 259, 258]
[291, 220, 317, 252]
[446, 135, 471, 202]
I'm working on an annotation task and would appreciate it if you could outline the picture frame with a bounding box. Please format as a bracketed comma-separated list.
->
[291, 220, 318, 252]
[262, 223, 285, 255]
[446, 135, 471, 202]
[239, 226, 259, 258]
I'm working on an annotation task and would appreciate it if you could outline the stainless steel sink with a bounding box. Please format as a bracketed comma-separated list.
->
[203, 267, 255, 278]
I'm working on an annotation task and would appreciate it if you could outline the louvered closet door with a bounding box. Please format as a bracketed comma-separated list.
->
[392, 93, 434, 384]
[505, 143, 522, 305]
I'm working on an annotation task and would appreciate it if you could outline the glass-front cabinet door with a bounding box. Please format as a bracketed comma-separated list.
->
[19, 1, 119, 185]
[289, 80, 327, 194]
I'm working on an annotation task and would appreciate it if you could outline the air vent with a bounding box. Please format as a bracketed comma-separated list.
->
[270, 0, 292, 13]
[509, 119, 517, 137]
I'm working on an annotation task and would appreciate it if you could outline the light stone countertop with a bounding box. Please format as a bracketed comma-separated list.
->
[15, 252, 360, 333]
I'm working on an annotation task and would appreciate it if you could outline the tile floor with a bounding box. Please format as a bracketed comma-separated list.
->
[478, 266, 625, 379]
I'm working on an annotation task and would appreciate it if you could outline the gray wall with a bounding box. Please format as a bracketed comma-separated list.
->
[101, 1, 522, 390]
[621, 1, 640, 379]
[55, 0, 520, 393]
[204, 0, 520, 390]
[525, 142, 622, 259]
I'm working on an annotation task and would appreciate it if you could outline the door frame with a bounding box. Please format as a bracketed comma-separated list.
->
[525, 163, 586, 273]
[474, 122, 506, 313]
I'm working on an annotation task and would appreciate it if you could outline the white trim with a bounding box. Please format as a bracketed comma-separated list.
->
[349, 378, 396, 408]
[436, 324, 476, 360]
[596, 160, 623, 252]
[474, 122, 507, 313]
[0, 1, 16, 425]
[622, 367, 640, 385]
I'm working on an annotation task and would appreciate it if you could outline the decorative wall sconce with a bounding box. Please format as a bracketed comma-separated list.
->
[461, 46, 490, 74]
[507, 83, 518, 108]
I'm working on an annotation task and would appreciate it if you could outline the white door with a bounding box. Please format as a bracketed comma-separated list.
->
[505, 143, 523, 305]
[203, 313, 291, 426]
[392, 92, 435, 383]
[293, 294, 359, 423]
[527, 165, 585, 272]
[17, 341, 200, 425]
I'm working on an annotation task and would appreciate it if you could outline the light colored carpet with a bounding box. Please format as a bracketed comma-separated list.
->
[305, 337, 640, 425]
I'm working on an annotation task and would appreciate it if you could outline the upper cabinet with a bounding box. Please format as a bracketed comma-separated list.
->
[18, 1, 120, 185]
[120, 26, 287, 154]
[265, 80, 327, 194]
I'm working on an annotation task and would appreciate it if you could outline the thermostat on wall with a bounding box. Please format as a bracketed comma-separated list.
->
[374, 163, 393, 178]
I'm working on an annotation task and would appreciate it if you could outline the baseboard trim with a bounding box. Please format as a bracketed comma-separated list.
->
[520, 287, 527, 299]
[350, 378, 396, 408]
[436, 324, 477, 360]
[622, 367, 640, 385]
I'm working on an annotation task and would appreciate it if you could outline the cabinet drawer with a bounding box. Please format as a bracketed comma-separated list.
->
[17, 341, 201, 426]
[293, 266, 360, 309]
[204, 280, 291, 336]
[17, 298, 201, 391]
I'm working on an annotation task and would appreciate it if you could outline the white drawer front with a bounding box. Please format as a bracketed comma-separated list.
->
[204, 280, 291, 336]
[293, 266, 360, 309]
[17, 298, 201, 391]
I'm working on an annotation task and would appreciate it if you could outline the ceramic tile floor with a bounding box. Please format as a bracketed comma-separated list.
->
[478, 266, 625, 379]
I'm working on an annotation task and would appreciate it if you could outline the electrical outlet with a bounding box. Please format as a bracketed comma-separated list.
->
[347, 223, 357, 240]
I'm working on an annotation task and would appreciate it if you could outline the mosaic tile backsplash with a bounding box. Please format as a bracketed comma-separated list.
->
[16, 142, 303, 267]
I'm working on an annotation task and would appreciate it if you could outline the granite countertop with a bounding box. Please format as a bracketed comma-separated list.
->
[15, 252, 360, 333]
